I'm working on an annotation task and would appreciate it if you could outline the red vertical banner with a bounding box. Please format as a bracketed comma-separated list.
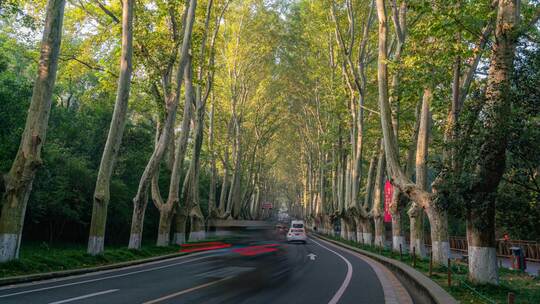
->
[384, 180, 393, 222]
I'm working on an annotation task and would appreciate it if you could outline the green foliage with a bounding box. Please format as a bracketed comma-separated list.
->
[495, 44, 540, 241]
[0, 34, 33, 174]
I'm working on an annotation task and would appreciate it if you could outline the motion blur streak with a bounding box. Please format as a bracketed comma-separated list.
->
[180, 242, 232, 253]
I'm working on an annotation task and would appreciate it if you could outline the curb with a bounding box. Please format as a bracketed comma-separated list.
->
[0, 250, 189, 287]
[314, 234, 458, 304]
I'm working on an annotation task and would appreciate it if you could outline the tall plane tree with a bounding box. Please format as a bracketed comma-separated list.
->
[464, 0, 519, 284]
[0, 0, 66, 262]
[128, 0, 197, 249]
[87, 0, 135, 255]
[184, 0, 230, 240]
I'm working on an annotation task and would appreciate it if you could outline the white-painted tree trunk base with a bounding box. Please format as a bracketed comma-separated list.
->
[128, 233, 142, 249]
[87, 236, 104, 255]
[374, 236, 384, 248]
[362, 233, 372, 245]
[339, 220, 346, 239]
[173, 233, 185, 245]
[410, 239, 426, 258]
[468, 246, 499, 284]
[0, 233, 18, 262]
[356, 230, 362, 243]
[156, 233, 170, 247]
[432, 241, 450, 265]
[340, 229, 348, 240]
[348, 231, 356, 241]
[189, 230, 206, 241]
[392, 236, 406, 252]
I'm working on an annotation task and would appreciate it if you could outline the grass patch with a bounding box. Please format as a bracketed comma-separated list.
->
[0, 241, 184, 278]
[324, 235, 540, 304]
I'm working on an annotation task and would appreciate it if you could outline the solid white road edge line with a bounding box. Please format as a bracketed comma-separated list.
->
[310, 238, 353, 304]
[0, 255, 214, 298]
[47, 289, 119, 304]
[314, 236, 413, 304]
[143, 276, 233, 304]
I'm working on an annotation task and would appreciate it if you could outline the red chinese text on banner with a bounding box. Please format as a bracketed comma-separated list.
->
[384, 180, 393, 222]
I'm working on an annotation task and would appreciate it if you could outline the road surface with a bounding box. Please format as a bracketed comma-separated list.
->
[0, 234, 412, 304]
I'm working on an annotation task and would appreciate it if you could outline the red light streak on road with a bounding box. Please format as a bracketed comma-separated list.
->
[232, 244, 280, 256]
[180, 242, 232, 253]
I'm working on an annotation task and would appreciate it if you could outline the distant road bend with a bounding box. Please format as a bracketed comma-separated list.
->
[0, 235, 413, 304]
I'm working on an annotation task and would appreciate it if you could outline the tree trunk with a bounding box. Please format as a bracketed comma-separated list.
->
[128, 198, 147, 249]
[418, 87, 449, 263]
[344, 156, 351, 211]
[226, 116, 242, 218]
[88, 0, 134, 255]
[390, 196, 405, 252]
[157, 55, 195, 247]
[426, 206, 449, 263]
[360, 218, 373, 245]
[331, 147, 338, 213]
[360, 147, 378, 245]
[340, 218, 348, 240]
[149, 122, 175, 247]
[252, 180, 261, 219]
[156, 204, 173, 246]
[187, 99, 207, 241]
[467, 0, 518, 285]
[354, 218, 362, 243]
[128, 0, 197, 249]
[219, 160, 229, 214]
[407, 99, 425, 257]
[387, 2, 408, 254]
[0, 0, 65, 262]
[348, 218, 356, 241]
[408, 203, 425, 258]
[318, 152, 326, 217]
[372, 143, 386, 248]
[338, 139, 346, 213]
[375, 0, 449, 264]
[208, 102, 217, 217]
[173, 210, 187, 245]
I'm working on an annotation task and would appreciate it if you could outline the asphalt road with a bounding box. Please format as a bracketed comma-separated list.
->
[0, 234, 412, 304]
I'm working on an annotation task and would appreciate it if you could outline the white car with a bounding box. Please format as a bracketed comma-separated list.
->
[287, 220, 307, 243]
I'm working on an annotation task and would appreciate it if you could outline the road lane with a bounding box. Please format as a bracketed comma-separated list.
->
[173, 236, 389, 304]
[0, 233, 411, 304]
[0, 251, 221, 304]
[48, 289, 119, 304]
[310, 238, 353, 304]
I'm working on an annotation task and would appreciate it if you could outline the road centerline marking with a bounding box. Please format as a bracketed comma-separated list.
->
[310, 238, 353, 304]
[47, 289, 118, 304]
[143, 276, 232, 304]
